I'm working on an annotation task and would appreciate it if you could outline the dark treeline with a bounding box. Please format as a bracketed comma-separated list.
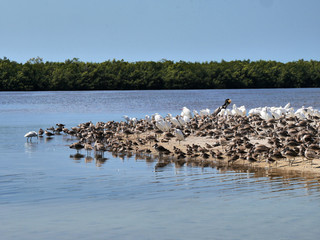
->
[1, 57, 320, 91]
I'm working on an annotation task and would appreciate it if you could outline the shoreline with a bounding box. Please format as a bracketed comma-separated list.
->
[48, 112, 320, 176]
[129, 132, 320, 175]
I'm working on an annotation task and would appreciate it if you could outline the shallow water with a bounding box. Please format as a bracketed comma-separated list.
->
[1, 89, 320, 240]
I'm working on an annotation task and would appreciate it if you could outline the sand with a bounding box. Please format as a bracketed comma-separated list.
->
[130, 131, 320, 175]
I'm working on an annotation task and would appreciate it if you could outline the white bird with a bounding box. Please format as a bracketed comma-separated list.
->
[284, 103, 291, 109]
[218, 108, 226, 116]
[192, 110, 199, 116]
[155, 120, 166, 132]
[181, 107, 193, 119]
[156, 120, 171, 132]
[163, 120, 172, 131]
[295, 108, 307, 119]
[238, 105, 246, 116]
[154, 113, 164, 122]
[260, 107, 273, 121]
[130, 117, 137, 126]
[313, 110, 320, 118]
[200, 108, 210, 116]
[123, 115, 130, 123]
[24, 131, 38, 142]
[231, 104, 243, 116]
[174, 129, 185, 144]
[169, 116, 182, 127]
[183, 115, 191, 123]
[271, 110, 281, 119]
[145, 115, 151, 123]
[177, 116, 186, 126]
[248, 107, 261, 116]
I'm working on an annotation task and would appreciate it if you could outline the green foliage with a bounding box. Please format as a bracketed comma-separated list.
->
[0, 57, 320, 91]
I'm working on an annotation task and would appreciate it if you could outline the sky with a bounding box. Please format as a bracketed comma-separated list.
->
[0, 0, 319, 63]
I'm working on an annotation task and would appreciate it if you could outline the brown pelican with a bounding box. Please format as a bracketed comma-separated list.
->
[212, 99, 232, 117]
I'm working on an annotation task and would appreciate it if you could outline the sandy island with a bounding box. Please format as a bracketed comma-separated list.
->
[52, 111, 320, 176]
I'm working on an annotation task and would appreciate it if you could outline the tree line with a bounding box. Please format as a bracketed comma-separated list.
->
[0, 57, 320, 91]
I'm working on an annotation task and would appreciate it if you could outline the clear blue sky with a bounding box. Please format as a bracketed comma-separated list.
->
[1, 0, 319, 63]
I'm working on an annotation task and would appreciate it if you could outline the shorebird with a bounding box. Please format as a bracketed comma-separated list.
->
[38, 128, 44, 137]
[94, 141, 107, 158]
[37, 101, 320, 173]
[45, 130, 54, 137]
[69, 141, 84, 153]
[153, 143, 170, 158]
[266, 154, 277, 166]
[282, 147, 298, 166]
[84, 142, 93, 155]
[246, 154, 257, 167]
[269, 150, 285, 164]
[228, 154, 239, 165]
[304, 148, 318, 167]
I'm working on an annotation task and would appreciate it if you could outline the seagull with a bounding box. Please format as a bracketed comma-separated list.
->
[24, 131, 38, 142]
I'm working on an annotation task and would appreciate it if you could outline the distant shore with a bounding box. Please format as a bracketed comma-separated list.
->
[2, 57, 320, 91]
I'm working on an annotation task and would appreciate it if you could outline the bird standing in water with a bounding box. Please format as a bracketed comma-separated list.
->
[212, 99, 232, 117]
[24, 131, 38, 142]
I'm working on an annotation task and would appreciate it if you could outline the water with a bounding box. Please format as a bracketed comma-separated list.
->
[1, 89, 320, 240]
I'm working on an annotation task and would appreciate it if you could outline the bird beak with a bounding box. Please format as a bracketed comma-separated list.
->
[228, 99, 232, 103]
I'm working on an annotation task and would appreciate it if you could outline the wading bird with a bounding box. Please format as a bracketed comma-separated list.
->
[24, 131, 38, 142]
[174, 128, 185, 144]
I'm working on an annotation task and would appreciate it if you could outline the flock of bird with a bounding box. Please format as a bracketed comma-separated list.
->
[24, 100, 320, 171]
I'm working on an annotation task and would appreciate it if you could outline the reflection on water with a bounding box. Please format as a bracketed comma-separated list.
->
[66, 141, 320, 200]
[24, 141, 38, 154]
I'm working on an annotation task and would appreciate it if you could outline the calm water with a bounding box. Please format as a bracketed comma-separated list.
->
[1, 89, 320, 240]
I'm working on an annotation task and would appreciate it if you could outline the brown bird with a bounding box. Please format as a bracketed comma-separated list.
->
[69, 141, 84, 153]
[45, 130, 54, 137]
[304, 148, 318, 167]
[153, 143, 170, 158]
[38, 128, 44, 136]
